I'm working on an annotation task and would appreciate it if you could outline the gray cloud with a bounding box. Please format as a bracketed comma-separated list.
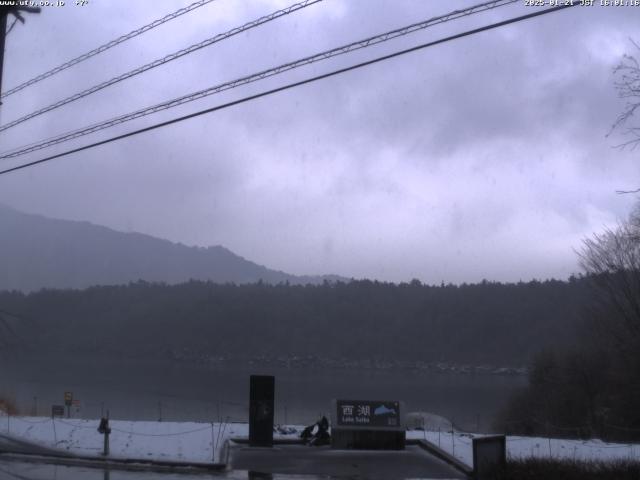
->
[0, 0, 639, 283]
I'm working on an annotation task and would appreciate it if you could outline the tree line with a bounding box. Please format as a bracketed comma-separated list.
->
[1, 276, 590, 367]
[497, 207, 640, 441]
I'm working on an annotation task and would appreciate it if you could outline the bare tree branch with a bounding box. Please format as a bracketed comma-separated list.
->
[578, 207, 640, 367]
[608, 39, 640, 151]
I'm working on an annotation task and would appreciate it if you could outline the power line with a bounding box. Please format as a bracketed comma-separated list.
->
[0, 3, 577, 177]
[0, 308, 26, 321]
[110, 425, 212, 436]
[0, 0, 517, 160]
[1, 0, 217, 99]
[0, 0, 322, 133]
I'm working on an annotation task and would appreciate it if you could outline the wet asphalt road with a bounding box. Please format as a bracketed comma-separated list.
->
[0, 435, 467, 479]
[229, 444, 467, 479]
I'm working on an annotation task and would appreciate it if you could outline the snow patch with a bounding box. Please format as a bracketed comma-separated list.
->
[1, 412, 639, 469]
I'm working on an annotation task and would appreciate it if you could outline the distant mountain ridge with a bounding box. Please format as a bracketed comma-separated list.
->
[0, 205, 346, 291]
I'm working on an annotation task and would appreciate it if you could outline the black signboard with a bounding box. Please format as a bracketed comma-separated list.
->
[249, 375, 275, 447]
[336, 400, 400, 428]
[51, 405, 65, 418]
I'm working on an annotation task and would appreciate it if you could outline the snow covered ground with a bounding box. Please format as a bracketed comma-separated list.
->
[0, 413, 254, 463]
[1, 412, 639, 469]
[405, 429, 640, 466]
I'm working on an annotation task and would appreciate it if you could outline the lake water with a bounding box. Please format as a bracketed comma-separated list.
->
[0, 356, 526, 432]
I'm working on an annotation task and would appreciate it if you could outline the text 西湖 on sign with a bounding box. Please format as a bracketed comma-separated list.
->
[336, 400, 400, 428]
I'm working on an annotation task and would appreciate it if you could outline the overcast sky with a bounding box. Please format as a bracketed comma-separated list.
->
[0, 0, 638, 283]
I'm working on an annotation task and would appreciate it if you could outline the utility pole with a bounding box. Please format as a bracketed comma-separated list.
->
[0, 4, 41, 102]
[0, 10, 7, 99]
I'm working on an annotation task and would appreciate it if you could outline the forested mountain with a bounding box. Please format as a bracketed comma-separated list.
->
[1, 278, 589, 366]
[0, 205, 343, 291]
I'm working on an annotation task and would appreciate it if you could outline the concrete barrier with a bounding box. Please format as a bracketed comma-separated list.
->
[408, 438, 473, 478]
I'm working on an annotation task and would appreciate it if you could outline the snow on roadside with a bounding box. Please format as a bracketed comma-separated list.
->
[506, 435, 640, 463]
[0, 413, 265, 463]
[406, 429, 640, 467]
[2, 412, 639, 468]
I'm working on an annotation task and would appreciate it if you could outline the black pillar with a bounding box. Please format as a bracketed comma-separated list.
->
[249, 375, 274, 447]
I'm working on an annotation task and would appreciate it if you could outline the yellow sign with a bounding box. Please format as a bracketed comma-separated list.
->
[64, 391, 73, 406]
